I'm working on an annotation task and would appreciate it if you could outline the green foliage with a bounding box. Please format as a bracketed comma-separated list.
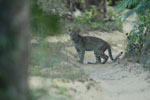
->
[106, 8, 123, 31]
[126, 10, 150, 64]
[117, 0, 150, 20]
[126, 24, 146, 56]
[31, 0, 61, 37]
[108, 0, 113, 6]
[108, 0, 120, 6]
[74, 7, 122, 31]
[77, 6, 98, 25]
[118, 0, 150, 66]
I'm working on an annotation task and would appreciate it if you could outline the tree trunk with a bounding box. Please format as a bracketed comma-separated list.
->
[66, 0, 83, 12]
[0, 0, 30, 100]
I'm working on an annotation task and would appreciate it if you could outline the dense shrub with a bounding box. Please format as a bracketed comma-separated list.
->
[74, 6, 122, 31]
[31, 0, 61, 37]
[117, 0, 150, 20]
[126, 11, 150, 64]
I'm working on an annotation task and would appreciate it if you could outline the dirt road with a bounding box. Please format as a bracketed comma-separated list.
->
[82, 61, 150, 100]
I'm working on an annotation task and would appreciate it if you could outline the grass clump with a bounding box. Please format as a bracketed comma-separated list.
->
[29, 40, 87, 80]
[126, 11, 150, 68]
[30, 88, 70, 100]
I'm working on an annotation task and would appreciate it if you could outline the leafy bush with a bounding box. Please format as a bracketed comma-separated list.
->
[74, 6, 122, 31]
[76, 6, 98, 24]
[117, 0, 150, 67]
[126, 24, 146, 56]
[29, 41, 86, 80]
[31, 0, 61, 37]
[117, 0, 150, 20]
[126, 10, 150, 64]
[108, 0, 120, 6]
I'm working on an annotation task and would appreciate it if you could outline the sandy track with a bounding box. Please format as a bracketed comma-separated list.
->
[82, 62, 150, 100]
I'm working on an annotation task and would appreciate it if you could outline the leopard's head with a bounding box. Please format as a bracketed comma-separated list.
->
[67, 27, 80, 41]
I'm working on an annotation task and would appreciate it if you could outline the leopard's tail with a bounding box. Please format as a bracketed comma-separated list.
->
[108, 46, 123, 62]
